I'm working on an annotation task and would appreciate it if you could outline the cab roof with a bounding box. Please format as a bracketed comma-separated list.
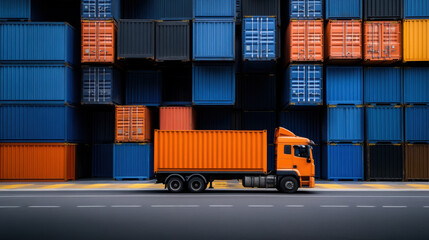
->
[275, 127, 312, 145]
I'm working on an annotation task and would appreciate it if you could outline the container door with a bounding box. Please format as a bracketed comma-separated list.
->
[116, 107, 131, 141]
[290, 65, 306, 103]
[131, 107, 146, 142]
[98, 21, 115, 63]
[307, 21, 322, 61]
[97, 68, 112, 102]
[259, 17, 276, 60]
[306, 65, 322, 104]
[382, 22, 400, 60]
[82, 22, 98, 62]
[243, 17, 259, 60]
[307, 0, 322, 18]
[292, 145, 314, 176]
[367, 22, 382, 59]
[290, 0, 306, 19]
[82, 0, 97, 18]
[98, 0, 112, 18]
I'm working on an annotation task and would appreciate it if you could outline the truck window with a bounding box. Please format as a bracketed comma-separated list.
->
[284, 145, 291, 154]
[294, 145, 309, 158]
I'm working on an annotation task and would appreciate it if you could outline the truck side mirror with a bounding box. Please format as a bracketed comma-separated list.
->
[307, 156, 311, 163]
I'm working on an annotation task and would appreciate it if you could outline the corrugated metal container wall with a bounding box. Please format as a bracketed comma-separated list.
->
[404, 68, 429, 104]
[0, 64, 78, 105]
[122, 0, 164, 19]
[403, 20, 429, 62]
[325, 0, 362, 19]
[192, 63, 236, 105]
[278, 110, 321, 144]
[0, 105, 88, 143]
[241, 74, 276, 110]
[286, 20, 324, 62]
[242, 0, 280, 24]
[363, 21, 402, 62]
[197, 108, 241, 130]
[118, 20, 154, 59]
[115, 106, 152, 143]
[322, 144, 364, 180]
[154, 130, 267, 173]
[160, 107, 196, 130]
[364, 0, 402, 20]
[0, 0, 31, 20]
[81, 66, 122, 105]
[193, 0, 236, 17]
[405, 144, 429, 180]
[81, 0, 121, 20]
[242, 111, 276, 144]
[163, 0, 193, 20]
[193, 19, 235, 61]
[366, 106, 404, 143]
[0, 23, 76, 65]
[236, 0, 242, 22]
[125, 70, 162, 106]
[81, 20, 116, 63]
[92, 109, 115, 143]
[92, 144, 113, 178]
[289, 0, 323, 19]
[364, 67, 403, 104]
[325, 20, 362, 60]
[405, 106, 429, 142]
[404, 0, 429, 19]
[326, 66, 363, 105]
[156, 21, 190, 61]
[324, 106, 364, 142]
[284, 64, 323, 106]
[367, 144, 403, 180]
[162, 65, 192, 105]
[114, 143, 154, 180]
[0, 143, 76, 181]
[242, 17, 278, 61]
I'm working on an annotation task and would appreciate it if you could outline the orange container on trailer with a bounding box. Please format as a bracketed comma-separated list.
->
[154, 130, 267, 173]
[286, 20, 324, 63]
[0, 143, 76, 181]
[160, 107, 196, 130]
[325, 20, 362, 61]
[364, 21, 402, 62]
[81, 20, 116, 63]
[115, 105, 152, 143]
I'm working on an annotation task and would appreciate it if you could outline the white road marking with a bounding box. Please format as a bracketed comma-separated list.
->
[0, 206, 20, 208]
[76, 205, 106, 208]
[382, 206, 407, 208]
[111, 205, 141, 208]
[209, 205, 233, 208]
[424, 206, 429, 208]
[286, 205, 304, 208]
[248, 205, 274, 208]
[356, 205, 376, 208]
[151, 205, 200, 208]
[28, 206, 60, 208]
[320, 205, 349, 208]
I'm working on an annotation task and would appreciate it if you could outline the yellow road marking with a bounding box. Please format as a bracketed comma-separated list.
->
[39, 184, 74, 189]
[125, 184, 163, 189]
[406, 184, 429, 189]
[81, 184, 112, 189]
[362, 184, 392, 189]
[0, 184, 33, 189]
[316, 184, 344, 189]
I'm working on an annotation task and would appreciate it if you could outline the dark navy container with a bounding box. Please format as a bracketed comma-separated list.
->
[125, 70, 162, 106]
[121, 0, 164, 19]
[156, 21, 190, 61]
[324, 105, 364, 143]
[113, 143, 154, 180]
[404, 67, 429, 104]
[0, 0, 31, 20]
[242, 111, 276, 144]
[162, 65, 192, 105]
[322, 143, 364, 180]
[289, 0, 323, 19]
[81, 0, 121, 20]
[242, 0, 281, 24]
[326, 66, 363, 105]
[283, 65, 323, 107]
[92, 109, 115, 144]
[366, 105, 404, 143]
[118, 19, 155, 59]
[364, 67, 403, 104]
[267, 144, 275, 171]
[405, 106, 429, 142]
[0, 64, 78, 105]
[278, 110, 321, 144]
[81, 66, 122, 105]
[241, 74, 276, 110]
[242, 17, 278, 61]
[0, 105, 89, 143]
[364, 0, 403, 20]
[197, 108, 241, 130]
[313, 145, 321, 178]
[163, 0, 193, 20]
[325, 0, 362, 19]
[92, 144, 113, 178]
[404, 0, 429, 19]
[193, 0, 236, 18]
[367, 144, 404, 180]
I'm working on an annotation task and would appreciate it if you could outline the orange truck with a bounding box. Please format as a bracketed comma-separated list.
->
[154, 127, 315, 193]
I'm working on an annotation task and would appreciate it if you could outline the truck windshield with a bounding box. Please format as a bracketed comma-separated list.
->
[294, 145, 309, 158]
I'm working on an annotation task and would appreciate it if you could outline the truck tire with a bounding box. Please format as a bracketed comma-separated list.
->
[187, 176, 206, 193]
[279, 177, 298, 193]
[167, 177, 185, 193]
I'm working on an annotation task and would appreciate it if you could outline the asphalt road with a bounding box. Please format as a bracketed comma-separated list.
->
[1, 190, 429, 240]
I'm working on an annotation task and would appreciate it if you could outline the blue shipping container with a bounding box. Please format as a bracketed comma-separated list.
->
[404, 0, 429, 19]
[405, 106, 429, 142]
[163, 0, 193, 20]
[284, 65, 323, 106]
[404, 67, 429, 104]
[197, 108, 241, 130]
[193, 63, 236, 105]
[242, 17, 277, 61]
[289, 0, 323, 19]
[325, 0, 362, 19]
[0, 105, 89, 143]
[193, 18, 235, 61]
[242, 111, 276, 143]
[364, 67, 403, 104]
[92, 109, 115, 144]
[0, 22, 76, 65]
[0, 64, 78, 105]
[114, 143, 154, 180]
[92, 144, 113, 178]
[366, 106, 404, 143]
[241, 74, 276, 110]
[82, 67, 122, 105]
[81, 0, 121, 20]
[326, 66, 363, 105]
[193, 0, 236, 17]
[278, 110, 321, 144]
[125, 70, 162, 106]
[324, 105, 364, 142]
[322, 144, 364, 180]
[0, 0, 31, 20]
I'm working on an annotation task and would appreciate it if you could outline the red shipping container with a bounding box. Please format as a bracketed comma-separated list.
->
[325, 20, 362, 61]
[81, 20, 116, 63]
[160, 107, 196, 130]
[115, 106, 152, 143]
[364, 21, 402, 62]
[286, 20, 324, 63]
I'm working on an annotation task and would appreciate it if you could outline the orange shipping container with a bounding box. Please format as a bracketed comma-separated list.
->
[364, 21, 402, 62]
[286, 20, 324, 63]
[154, 130, 267, 173]
[0, 143, 75, 181]
[115, 105, 151, 143]
[403, 19, 429, 62]
[81, 20, 116, 63]
[160, 107, 196, 130]
[325, 20, 362, 61]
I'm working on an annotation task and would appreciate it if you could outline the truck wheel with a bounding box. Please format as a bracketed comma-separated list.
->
[279, 177, 298, 193]
[167, 177, 185, 193]
[187, 176, 206, 193]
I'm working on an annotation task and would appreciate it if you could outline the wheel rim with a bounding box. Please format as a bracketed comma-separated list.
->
[170, 180, 181, 190]
[191, 180, 201, 191]
[285, 181, 294, 190]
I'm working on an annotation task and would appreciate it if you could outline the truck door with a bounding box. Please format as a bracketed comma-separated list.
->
[292, 145, 314, 176]
[276, 144, 295, 170]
